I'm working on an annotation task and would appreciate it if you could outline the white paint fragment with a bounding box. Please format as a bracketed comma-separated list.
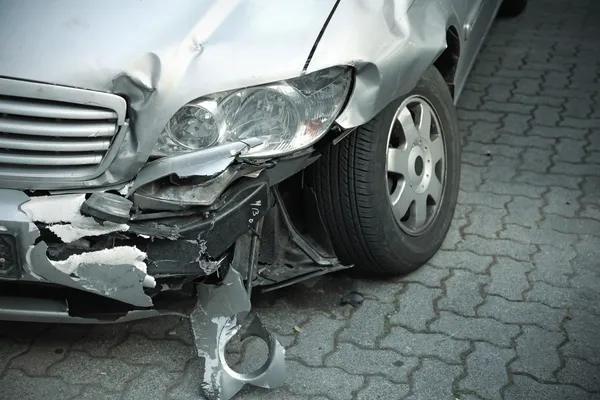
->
[50, 246, 156, 288]
[118, 182, 133, 196]
[21, 194, 129, 243]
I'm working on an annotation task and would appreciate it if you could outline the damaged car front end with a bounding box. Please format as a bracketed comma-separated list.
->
[1, 0, 520, 397]
[0, 1, 358, 396]
[0, 52, 353, 400]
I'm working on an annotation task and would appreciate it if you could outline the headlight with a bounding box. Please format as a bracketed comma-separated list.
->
[152, 66, 352, 158]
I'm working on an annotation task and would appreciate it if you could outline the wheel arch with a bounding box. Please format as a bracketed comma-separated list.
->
[433, 26, 461, 98]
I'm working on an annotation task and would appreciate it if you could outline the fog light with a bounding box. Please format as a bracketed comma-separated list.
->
[0, 234, 19, 279]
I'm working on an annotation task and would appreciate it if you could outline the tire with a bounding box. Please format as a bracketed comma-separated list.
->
[498, 0, 527, 17]
[310, 67, 461, 277]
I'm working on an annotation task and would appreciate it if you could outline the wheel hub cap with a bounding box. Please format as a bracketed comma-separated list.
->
[386, 96, 446, 235]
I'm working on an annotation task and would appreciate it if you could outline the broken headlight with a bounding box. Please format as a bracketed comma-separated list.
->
[152, 66, 352, 158]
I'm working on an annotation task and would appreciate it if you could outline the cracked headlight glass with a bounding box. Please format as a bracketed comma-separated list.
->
[152, 66, 352, 158]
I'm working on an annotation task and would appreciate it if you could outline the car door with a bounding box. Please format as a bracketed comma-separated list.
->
[453, 0, 504, 99]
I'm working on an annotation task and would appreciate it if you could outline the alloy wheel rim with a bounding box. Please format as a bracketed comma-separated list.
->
[386, 95, 447, 236]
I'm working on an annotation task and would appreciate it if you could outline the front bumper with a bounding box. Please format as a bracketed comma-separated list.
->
[0, 138, 317, 321]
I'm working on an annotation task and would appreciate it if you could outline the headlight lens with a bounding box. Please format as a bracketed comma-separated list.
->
[152, 66, 352, 158]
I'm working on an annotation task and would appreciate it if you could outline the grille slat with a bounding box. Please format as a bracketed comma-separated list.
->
[0, 87, 122, 180]
[0, 152, 103, 166]
[0, 97, 117, 120]
[0, 134, 110, 152]
[0, 116, 115, 138]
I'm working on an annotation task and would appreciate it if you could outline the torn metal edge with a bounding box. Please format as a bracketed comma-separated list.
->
[190, 267, 285, 399]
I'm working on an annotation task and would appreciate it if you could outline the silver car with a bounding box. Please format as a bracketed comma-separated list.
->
[0, 0, 526, 397]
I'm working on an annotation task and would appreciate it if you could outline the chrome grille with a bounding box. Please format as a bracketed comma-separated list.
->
[0, 78, 127, 182]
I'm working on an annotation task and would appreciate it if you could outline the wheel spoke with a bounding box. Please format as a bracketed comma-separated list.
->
[387, 148, 410, 175]
[430, 136, 444, 165]
[413, 195, 428, 227]
[426, 175, 443, 204]
[392, 186, 413, 221]
[397, 107, 419, 144]
[417, 102, 432, 138]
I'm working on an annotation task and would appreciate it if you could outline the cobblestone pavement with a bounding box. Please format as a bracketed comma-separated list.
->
[2, 0, 600, 399]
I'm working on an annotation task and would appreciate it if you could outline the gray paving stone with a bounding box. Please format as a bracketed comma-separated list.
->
[460, 164, 484, 191]
[338, 300, 395, 348]
[0, 370, 81, 399]
[526, 282, 600, 315]
[504, 375, 591, 400]
[429, 250, 493, 274]
[47, 351, 144, 391]
[551, 161, 600, 177]
[485, 258, 533, 301]
[0, 338, 28, 375]
[9, 325, 89, 376]
[127, 316, 186, 340]
[511, 326, 564, 381]
[438, 270, 488, 317]
[496, 112, 533, 133]
[562, 309, 600, 365]
[462, 152, 490, 167]
[505, 196, 543, 228]
[389, 284, 441, 331]
[283, 361, 364, 400]
[441, 218, 469, 250]
[478, 295, 566, 332]
[464, 206, 505, 238]
[356, 376, 410, 400]
[571, 236, 600, 293]
[515, 171, 583, 189]
[380, 326, 470, 364]
[458, 110, 504, 123]
[286, 315, 347, 366]
[510, 94, 565, 107]
[431, 311, 520, 348]
[543, 186, 581, 217]
[496, 133, 555, 149]
[400, 264, 451, 288]
[465, 121, 502, 144]
[353, 278, 405, 303]
[530, 244, 576, 286]
[458, 342, 514, 400]
[458, 190, 512, 209]
[557, 358, 600, 392]
[122, 368, 182, 400]
[324, 343, 419, 384]
[482, 155, 520, 182]
[236, 387, 307, 400]
[77, 386, 120, 400]
[554, 139, 587, 163]
[481, 181, 547, 199]
[482, 101, 535, 115]
[561, 117, 600, 129]
[110, 334, 192, 372]
[541, 214, 600, 236]
[71, 325, 129, 357]
[457, 235, 537, 261]
[518, 148, 553, 173]
[405, 359, 462, 400]
[500, 224, 578, 247]
[465, 143, 522, 159]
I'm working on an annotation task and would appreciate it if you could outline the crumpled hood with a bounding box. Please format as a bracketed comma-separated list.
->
[0, 0, 336, 99]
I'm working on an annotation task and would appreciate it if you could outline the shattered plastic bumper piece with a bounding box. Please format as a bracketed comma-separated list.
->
[0, 189, 154, 307]
[190, 267, 285, 399]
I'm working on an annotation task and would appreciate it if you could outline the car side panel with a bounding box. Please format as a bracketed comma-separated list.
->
[306, 0, 502, 129]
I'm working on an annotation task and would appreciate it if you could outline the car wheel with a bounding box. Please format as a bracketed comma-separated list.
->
[498, 0, 527, 17]
[311, 67, 460, 277]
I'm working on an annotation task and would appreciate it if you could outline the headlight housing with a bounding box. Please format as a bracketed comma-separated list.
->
[153, 66, 352, 158]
